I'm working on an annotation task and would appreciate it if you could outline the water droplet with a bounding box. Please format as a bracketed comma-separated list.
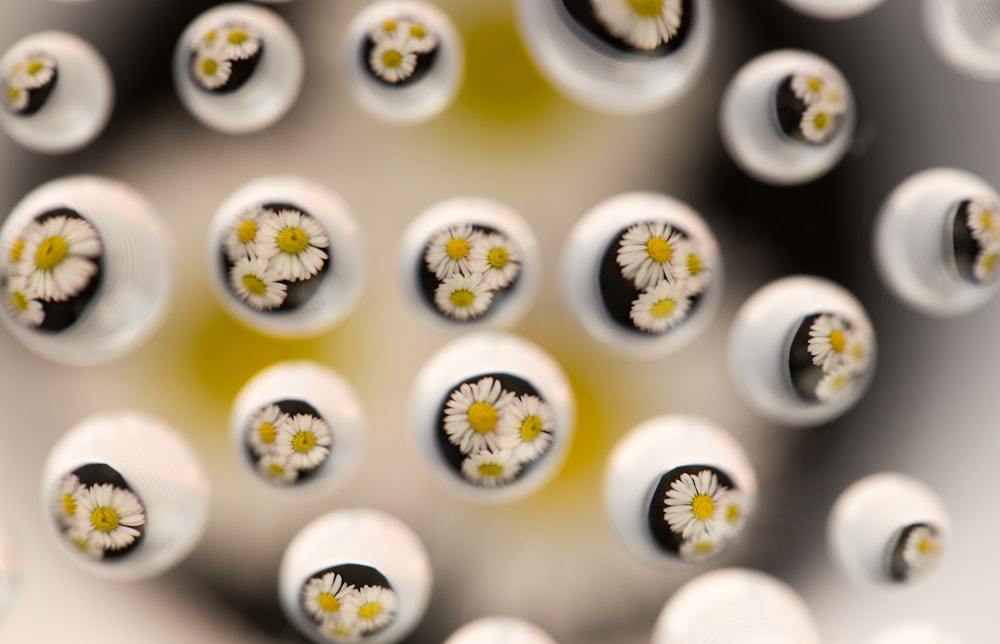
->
[925, 0, 1000, 80]
[778, 0, 885, 19]
[445, 617, 557, 644]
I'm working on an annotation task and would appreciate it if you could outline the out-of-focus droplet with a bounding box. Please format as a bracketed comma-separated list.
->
[925, 0, 1000, 80]
[444, 617, 557, 644]
[779, 0, 885, 19]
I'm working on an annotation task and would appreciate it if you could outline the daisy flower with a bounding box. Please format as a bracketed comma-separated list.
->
[53, 473, 86, 529]
[967, 201, 999, 246]
[10, 53, 56, 89]
[302, 571, 356, 624]
[69, 533, 104, 561]
[218, 24, 262, 61]
[679, 535, 725, 562]
[256, 454, 298, 485]
[496, 394, 555, 463]
[663, 469, 726, 541]
[247, 404, 289, 457]
[468, 232, 521, 290]
[434, 273, 493, 321]
[424, 224, 480, 279]
[322, 613, 363, 642]
[3, 82, 27, 113]
[443, 376, 515, 454]
[369, 36, 418, 84]
[589, 0, 684, 51]
[799, 103, 840, 144]
[255, 209, 330, 282]
[616, 221, 683, 290]
[715, 489, 747, 537]
[900, 524, 942, 580]
[815, 365, 855, 402]
[192, 50, 233, 90]
[226, 207, 265, 262]
[629, 280, 692, 333]
[369, 18, 404, 42]
[3, 275, 44, 327]
[341, 585, 398, 634]
[403, 20, 438, 54]
[973, 244, 999, 283]
[21, 215, 101, 302]
[669, 239, 711, 296]
[72, 483, 146, 552]
[7, 236, 26, 266]
[842, 328, 873, 376]
[807, 313, 849, 372]
[276, 413, 333, 471]
[790, 73, 826, 104]
[461, 449, 522, 487]
[229, 257, 287, 310]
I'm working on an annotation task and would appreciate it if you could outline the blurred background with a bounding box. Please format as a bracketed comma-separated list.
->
[0, 0, 996, 641]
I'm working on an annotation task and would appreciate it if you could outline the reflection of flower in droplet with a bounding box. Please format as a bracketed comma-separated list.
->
[468, 232, 521, 290]
[247, 404, 289, 457]
[341, 585, 398, 634]
[461, 449, 522, 487]
[800, 102, 839, 144]
[226, 207, 265, 262]
[716, 488, 747, 537]
[257, 454, 298, 485]
[617, 221, 683, 290]
[71, 483, 146, 552]
[790, 73, 826, 104]
[496, 394, 554, 463]
[807, 313, 849, 371]
[276, 413, 332, 471]
[10, 53, 56, 89]
[21, 215, 102, 302]
[401, 20, 438, 54]
[433, 273, 493, 321]
[302, 571, 356, 624]
[54, 473, 86, 529]
[630, 280, 691, 333]
[323, 613, 364, 642]
[589, 0, 683, 51]
[815, 365, 854, 402]
[3, 275, 44, 327]
[900, 524, 943, 581]
[3, 82, 27, 113]
[679, 535, 723, 562]
[670, 239, 710, 296]
[966, 201, 999, 246]
[444, 376, 515, 454]
[369, 37, 418, 84]
[425, 224, 481, 279]
[255, 209, 330, 282]
[217, 24, 262, 61]
[973, 244, 999, 283]
[230, 257, 287, 310]
[663, 469, 725, 541]
[192, 50, 232, 90]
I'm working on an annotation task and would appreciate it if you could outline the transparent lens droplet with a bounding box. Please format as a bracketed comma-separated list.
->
[173, 3, 304, 133]
[0, 175, 173, 365]
[562, 191, 722, 359]
[0, 31, 113, 153]
[875, 167, 1000, 315]
[516, 0, 714, 114]
[41, 411, 210, 581]
[728, 275, 876, 427]
[207, 175, 365, 337]
[651, 568, 822, 644]
[778, 0, 885, 19]
[605, 415, 757, 566]
[720, 49, 855, 185]
[828, 473, 950, 586]
[279, 509, 432, 644]
[343, 0, 464, 124]
[444, 617, 557, 644]
[924, 0, 1000, 80]
[400, 197, 540, 330]
[409, 332, 575, 504]
[231, 361, 366, 494]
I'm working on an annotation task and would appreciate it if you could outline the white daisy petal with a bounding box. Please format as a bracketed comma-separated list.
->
[616, 221, 683, 289]
[402, 20, 438, 54]
[341, 585, 398, 633]
[73, 483, 146, 552]
[630, 280, 691, 333]
[21, 215, 102, 302]
[815, 365, 855, 402]
[302, 572, 356, 624]
[496, 394, 555, 463]
[899, 524, 943, 581]
[679, 534, 728, 562]
[807, 313, 850, 372]
[3, 275, 45, 327]
[590, 0, 684, 50]
[255, 209, 330, 282]
[973, 244, 999, 283]
[434, 273, 493, 321]
[218, 24, 262, 61]
[257, 454, 299, 484]
[3, 82, 28, 113]
[663, 469, 726, 541]
[230, 257, 287, 310]
[276, 413, 333, 471]
[424, 224, 480, 279]
[461, 449, 522, 487]
[10, 53, 57, 90]
[225, 207, 265, 262]
[443, 376, 515, 454]
[967, 201, 1000, 246]
[53, 473, 86, 529]
[192, 51, 232, 90]
[369, 37, 418, 84]
[669, 239, 711, 296]
[468, 232, 521, 290]
[799, 103, 840, 144]
[246, 404, 289, 457]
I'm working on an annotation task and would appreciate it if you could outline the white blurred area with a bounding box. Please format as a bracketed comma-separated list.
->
[0, 1, 997, 642]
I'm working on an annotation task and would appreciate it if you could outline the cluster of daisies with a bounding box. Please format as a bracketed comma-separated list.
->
[964, 201, 999, 283]
[786, 72, 847, 145]
[443, 376, 554, 488]
[615, 221, 710, 334]
[224, 205, 330, 311]
[366, 16, 438, 85]
[890, 522, 943, 583]
[302, 571, 398, 641]
[587, 0, 684, 51]
[246, 404, 332, 485]
[806, 312, 872, 402]
[2, 213, 102, 329]
[53, 473, 146, 560]
[190, 22, 262, 92]
[3, 52, 57, 115]
[424, 225, 521, 322]
[661, 468, 746, 562]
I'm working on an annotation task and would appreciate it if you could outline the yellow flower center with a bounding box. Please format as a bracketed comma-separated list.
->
[27, 60, 45, 75]
[487, 247, 509, 270]
[7, 86, 22, 103]
[267, 462, 286, 478]
[203, 30, 218, 44]
[11, 291, 29, 313]
[478, 462, 504, 478]
[692, 540, 715, 555]
[382, 49, 403, 69]
[691, 494, 715, 521]
[687, 253, 703, 276]
[828, 374, 849, 391]
[651, 298, 676, 319]
[9, 238, 24, 263]
[410, 24, 427, 39]
[237, 220, 257, 244]
[62, 494, 76, 517]
[851, 342, 865, 360]
[35, 236, 68, 271]
[317, 593, 340, 613]
[382, 20, 397, 33]
[242, 274, 267, 296]
[646, 236, 672, 264]
[627, 0, 664, 17]
[91, 506, 121, 533]
[450, 289, 475, 308]
[812, 111, 830, 131]
[519, 416, 542, 441]
[445, 237, 469, 260]
[258, 422, 276, 444]
[358, 602, 383, 621]
[228, 29, 248, 45]
[277, 227, 310, 254]
[725, 504, 741, 524]
[807, 76, 823, 93]
[917, 537, 938, 555]
[292, 430, 317, 454]
[201, 57, 219, 77]
[982, 253, 997, 273]
[468, 401, 498, 434]
[980, 210, 996, 231]
[72, 536, 91, 552]
[829, 329, 846, 353]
